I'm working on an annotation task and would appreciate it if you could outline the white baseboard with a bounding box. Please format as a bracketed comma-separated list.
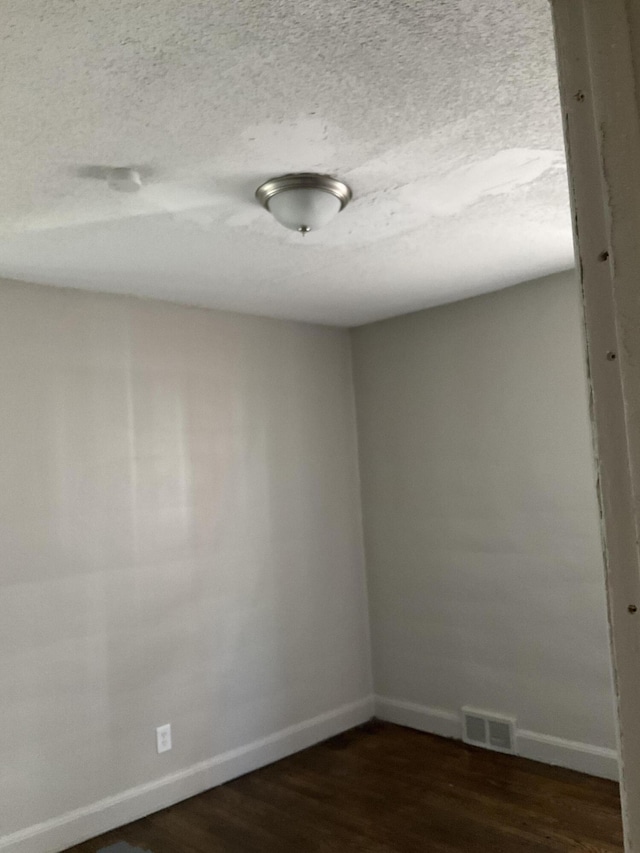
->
[375, 695, 461, 740]
[517, 729, 619, 780]
[0, 696, 374, 853]
[375, 695, 619, 781]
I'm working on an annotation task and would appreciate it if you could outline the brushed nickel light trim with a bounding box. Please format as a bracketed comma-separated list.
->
[256, 173, 352, 233]
[255, 173, 352, 211]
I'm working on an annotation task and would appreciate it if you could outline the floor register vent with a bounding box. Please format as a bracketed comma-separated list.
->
[462, 707, 516, 755]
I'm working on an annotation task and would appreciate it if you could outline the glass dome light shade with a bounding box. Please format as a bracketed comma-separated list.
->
[256, 174, 352, 233]
[267, 187, 342, 232]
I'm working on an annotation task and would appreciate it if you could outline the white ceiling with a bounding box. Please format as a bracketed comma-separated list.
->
[0, 0, 573, 326]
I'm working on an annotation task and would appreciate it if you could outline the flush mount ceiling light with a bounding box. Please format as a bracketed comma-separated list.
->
[255, 173, 352, 234]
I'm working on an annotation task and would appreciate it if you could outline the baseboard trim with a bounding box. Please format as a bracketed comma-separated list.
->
[375, 695, 461, 740]
[374, 695, 619, 781]
[1, 696, 374, 853]
[517, 729, 619, 781]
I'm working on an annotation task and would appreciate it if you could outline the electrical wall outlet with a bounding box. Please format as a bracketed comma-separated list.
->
[156, 723, 172, 754]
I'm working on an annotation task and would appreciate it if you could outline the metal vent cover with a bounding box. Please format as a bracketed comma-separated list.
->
[464, 713, 487, 745]
[488, 719, 513, 752]
[462, 707, 516, 754]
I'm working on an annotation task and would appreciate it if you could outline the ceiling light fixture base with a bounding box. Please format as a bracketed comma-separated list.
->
[256, 173, 352, 233]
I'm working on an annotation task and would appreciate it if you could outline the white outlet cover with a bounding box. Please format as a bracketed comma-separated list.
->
[156, 724, 172, 754]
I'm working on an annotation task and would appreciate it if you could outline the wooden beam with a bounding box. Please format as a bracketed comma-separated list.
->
[551, 1, 640, 848]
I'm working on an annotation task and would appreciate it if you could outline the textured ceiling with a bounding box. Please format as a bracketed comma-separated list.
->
[0, 0, 572, 326]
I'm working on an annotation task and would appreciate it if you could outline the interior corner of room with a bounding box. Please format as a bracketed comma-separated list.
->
[2, 0, 636, 851]
[0, 267, 619, 852]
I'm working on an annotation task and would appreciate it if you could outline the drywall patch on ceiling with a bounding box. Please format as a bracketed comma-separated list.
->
[0, 0, 572, 325]
[309, 147, 567, 248]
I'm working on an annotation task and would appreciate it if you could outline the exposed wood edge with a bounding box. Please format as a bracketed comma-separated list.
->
[551, 1, 640, 848]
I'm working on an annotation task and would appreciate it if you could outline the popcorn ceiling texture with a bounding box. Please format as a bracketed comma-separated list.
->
[0, 0, 572, 325]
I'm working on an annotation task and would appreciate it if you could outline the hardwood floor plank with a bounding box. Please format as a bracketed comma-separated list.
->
[64, 722, 623, 853]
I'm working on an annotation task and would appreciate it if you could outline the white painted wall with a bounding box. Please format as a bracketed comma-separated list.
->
[0, 266, 619, 851]
[351, 270, 617, 773]
[0, 279, 372, 852]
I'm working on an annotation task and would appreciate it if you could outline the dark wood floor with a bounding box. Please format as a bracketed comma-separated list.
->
[65, 721, 624, 853]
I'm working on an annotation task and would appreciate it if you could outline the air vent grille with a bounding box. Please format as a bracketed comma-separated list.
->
[462, 707, 516, 754]
[489, 719, 513, 751]
[464, 713, 487, 745]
